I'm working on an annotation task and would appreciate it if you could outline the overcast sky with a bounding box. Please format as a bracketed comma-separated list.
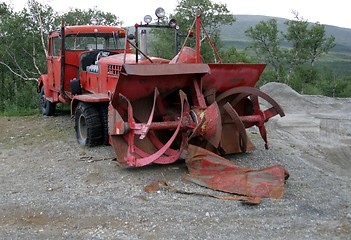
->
[4, 0, 351, 29]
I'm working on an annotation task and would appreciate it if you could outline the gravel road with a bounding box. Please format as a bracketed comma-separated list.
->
[0, 83, 350, 239]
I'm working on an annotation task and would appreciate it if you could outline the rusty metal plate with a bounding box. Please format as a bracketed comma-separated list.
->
[184, 144, 288, 199]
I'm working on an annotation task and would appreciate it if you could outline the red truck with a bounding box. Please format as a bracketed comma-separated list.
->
[38, 13, 284, 168]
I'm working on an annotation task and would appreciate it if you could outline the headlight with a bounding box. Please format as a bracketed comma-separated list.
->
[155, 7, 165, 18]
[144, 15, 152, 24]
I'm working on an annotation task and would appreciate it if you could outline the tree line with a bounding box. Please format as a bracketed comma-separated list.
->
[0, 0, 349, 115]
[0, 0, 119, 115]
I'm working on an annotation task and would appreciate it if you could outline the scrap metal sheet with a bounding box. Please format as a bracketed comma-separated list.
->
[185, 145, 289, 199]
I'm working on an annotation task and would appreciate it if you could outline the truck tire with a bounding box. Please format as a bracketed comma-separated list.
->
[99, 104, 110, 145]
[39, 86, 56, 116]
[75, 102, 103, 147]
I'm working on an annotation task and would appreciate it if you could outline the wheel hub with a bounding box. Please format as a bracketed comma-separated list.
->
[78, 115, 87, 142]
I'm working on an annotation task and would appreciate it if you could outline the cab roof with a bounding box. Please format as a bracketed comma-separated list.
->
[50, 25, 125, 37]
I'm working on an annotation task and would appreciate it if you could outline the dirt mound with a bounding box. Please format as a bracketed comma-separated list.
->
[260, 82, 318, 114]
[261, 82, 351, 115]
[261, 82, 351, 179]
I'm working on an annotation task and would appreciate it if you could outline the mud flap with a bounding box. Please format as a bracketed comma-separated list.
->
[184, 144, 289, 199]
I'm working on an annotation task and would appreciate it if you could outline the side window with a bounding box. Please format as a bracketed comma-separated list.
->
[52, 37, 60, 56]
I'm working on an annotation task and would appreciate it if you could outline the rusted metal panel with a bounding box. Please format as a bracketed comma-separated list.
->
[202, 63, 266, 92]
[72, 93, 109, 102]
[122, 63, 210, 76]
[184, 145, 289, 199]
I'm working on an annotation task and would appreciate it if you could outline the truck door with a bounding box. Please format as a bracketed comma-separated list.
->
[47, 36, 61, 92]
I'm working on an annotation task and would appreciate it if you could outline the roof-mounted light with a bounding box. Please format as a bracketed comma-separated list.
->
[155, 7, 165, 18]
[144, 15, 152, 24]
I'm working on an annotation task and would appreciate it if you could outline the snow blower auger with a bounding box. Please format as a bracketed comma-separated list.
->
[108, 63, 217, 167]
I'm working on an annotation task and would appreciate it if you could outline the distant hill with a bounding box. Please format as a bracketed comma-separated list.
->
[221, 15, 287, 43]
[220, 15, 351, 76]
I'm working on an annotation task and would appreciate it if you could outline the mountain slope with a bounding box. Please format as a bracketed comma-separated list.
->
[221, 15, 351, 46]
[220, 15, 351, 76]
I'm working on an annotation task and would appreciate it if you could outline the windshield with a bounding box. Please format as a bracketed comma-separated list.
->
[65, 32, 125, 50]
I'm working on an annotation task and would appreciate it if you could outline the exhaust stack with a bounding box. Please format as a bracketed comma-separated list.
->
[140, 29, 147, 60]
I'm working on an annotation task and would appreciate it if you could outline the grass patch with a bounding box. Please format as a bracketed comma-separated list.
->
[0, 102, 71, 117]
[0, 108, 39, 117]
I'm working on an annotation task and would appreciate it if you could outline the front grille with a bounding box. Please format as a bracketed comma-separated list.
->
[108, 64, 122, 76]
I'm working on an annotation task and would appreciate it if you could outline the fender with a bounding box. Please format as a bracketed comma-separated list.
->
[70, 93, 110, 115]
[37, 74, 48, 93]
[37, 74, 57, 101]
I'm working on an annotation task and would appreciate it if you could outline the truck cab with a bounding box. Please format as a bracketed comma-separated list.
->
[38, 24, 131, 115]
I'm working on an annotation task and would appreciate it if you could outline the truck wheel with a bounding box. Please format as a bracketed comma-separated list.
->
[99, 104, 110, 145]
[75, 102, 103, 147]
[39, 86, 56, 116]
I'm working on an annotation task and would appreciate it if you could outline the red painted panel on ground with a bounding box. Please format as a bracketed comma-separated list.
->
[184, 145, 289, 199]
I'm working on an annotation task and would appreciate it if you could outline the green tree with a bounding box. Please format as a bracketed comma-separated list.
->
[173, 0, 235, 37]
[283, 14, 310, 84]
[0, 1, 57, 80]
[219, 46, 252, 63]
[59, 7, 120, 26]
[0, 3, 12, 112]
[283, 12, 335, 84]
[245, 19, 285, 82]
[0, 1, 122, 115]
[0, 2, 45, 114]
[305, 23, 336, 67]
[246, 13, 336, 87]
[317, 67, 351, 97]
[150, 0, 235, 61]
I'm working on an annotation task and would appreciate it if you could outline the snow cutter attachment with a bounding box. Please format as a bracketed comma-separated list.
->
[107, 13, 287, 199]
[109, 63, 224, 167]
[108, 62, 285, 167]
